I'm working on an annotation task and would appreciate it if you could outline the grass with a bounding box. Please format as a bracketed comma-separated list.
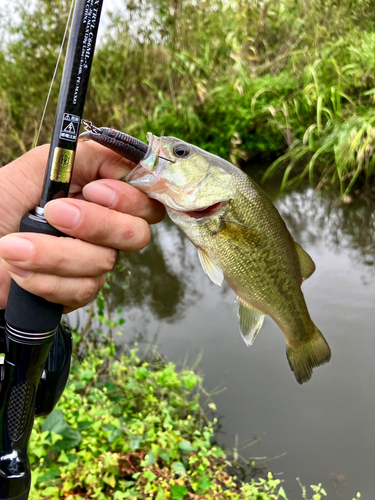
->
[1, 0, 375, 194]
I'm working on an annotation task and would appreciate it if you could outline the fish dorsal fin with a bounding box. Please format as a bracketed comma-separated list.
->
[198, 248, 223, 286]
[236, 297, 265, 346]
[294, 241, 315, 282]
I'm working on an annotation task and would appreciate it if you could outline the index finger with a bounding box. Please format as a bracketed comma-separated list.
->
[82, 179, 165, 225]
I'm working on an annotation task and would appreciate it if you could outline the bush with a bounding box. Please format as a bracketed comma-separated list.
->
[29, 345, 291, 499]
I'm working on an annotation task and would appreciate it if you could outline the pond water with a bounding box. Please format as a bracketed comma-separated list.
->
[74, 175, 375, 499]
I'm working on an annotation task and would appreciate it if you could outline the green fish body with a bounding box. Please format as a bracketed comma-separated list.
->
[126, 134, 331, 383]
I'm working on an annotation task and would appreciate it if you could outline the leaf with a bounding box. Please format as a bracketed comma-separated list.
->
[42, 410, 67, 434]
[159, 451, 170, 463]
[145, 451, 156, 465]
[135, 366, 148, 380]
[171, 485, 188, 499]
[129, 435, 143, 451]
[37, 469, 61, 484]
[77, 421, 94, 431]
[43, 410, 81, 452]
[143, 469, 157, 482]
[108, 428, 123, 443]
[53, 426, 81, 451]
[58, 450, 69, 463]
[278, 486, 288, 499]
[155, 486, 168, 500]
[103, 473, 116, 488]
[178, 440, 195, 454]
[172, 461, 187, 476]
[79, 369, 96, 382]
[197, 476, 213, 494]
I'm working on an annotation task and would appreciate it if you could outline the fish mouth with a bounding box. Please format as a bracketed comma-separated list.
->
[179, 202, 224, 219]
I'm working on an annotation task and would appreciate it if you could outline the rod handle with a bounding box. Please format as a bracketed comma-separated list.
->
[5, 214, 65, 333]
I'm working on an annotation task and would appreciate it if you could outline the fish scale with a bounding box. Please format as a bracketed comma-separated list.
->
[196, 171, 312, 340]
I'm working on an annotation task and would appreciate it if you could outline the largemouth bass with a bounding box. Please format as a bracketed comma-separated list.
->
[81, 126, 331, 384]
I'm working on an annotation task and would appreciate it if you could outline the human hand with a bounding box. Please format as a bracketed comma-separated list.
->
[0, 140, 165, 312]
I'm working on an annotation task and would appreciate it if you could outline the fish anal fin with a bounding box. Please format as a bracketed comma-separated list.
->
[236, 297, 265, 346]
[198, 248, 223, 286]
[286, 326, 331, 384]
[294, 241, 316, 282]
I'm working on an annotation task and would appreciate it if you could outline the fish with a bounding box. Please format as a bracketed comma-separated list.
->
[82, 127, 331, 383]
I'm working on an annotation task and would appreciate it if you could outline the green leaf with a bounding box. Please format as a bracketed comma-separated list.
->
[155, 486, 168, 500]
[145, 451, 156, 465]
[135, 366, 148, 380]
[172, 461, 187, 476]
[159, 451, 170, 463]
[278, 486, 288, 499]
[129, 435, 143, 451]
[43, 410, 81, 452]
[143, 469, 157, 482]
[53, 426, 81, 451]
[36, 469, 60, 484]
[42, 410, 67, 434]
[171, 485, 188, 499]
[77, 421, 94, 431]
[197, 476, 213, 494]
[79, 369, 96, 382]
[58, 450, 69, 463]
[178, 440, 195, 454]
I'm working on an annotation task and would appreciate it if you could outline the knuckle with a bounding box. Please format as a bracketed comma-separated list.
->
[106, 249, 118, 272]
[52, 248, 67, 272]
[39, 277, 60, 298]
[76, 277, 100, 306]
[95, 248, 118, 274]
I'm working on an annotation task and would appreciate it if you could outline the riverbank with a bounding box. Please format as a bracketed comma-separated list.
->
[2, 0, 375, 194]
[30, 336, 330, 500]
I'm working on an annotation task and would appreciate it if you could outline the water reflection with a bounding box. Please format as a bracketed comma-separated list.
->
[276, 188, 375, 276]
[114, 221, 203, 321]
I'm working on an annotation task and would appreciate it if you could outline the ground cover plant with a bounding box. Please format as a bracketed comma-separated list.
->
[1, 0, 375, 194]
[29, 337, 331, 499]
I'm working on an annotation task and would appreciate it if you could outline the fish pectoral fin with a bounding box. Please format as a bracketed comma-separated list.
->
[236, 297, 265, 346]
[198, 248, 224, 286]
[294, 241, 316, 282]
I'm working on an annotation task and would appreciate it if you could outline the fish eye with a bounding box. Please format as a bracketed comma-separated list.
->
[173, 144, 190, 158]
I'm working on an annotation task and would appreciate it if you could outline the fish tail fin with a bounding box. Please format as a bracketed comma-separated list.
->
[286, 327, 331, 384]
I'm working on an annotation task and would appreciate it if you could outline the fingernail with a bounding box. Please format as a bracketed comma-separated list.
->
[83, 182, 117, 207]
[0, 236, 34, 262]
[2, 261, 32, 278]
[45, 201, 81, 229]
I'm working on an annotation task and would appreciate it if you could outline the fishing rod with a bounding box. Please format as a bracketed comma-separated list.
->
[0, 1, 103, 498]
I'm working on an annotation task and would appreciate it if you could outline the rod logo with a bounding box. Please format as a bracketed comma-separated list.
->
[50, 148, 75, 183]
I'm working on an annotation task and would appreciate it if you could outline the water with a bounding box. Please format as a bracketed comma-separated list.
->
[75, 182, 375, 499]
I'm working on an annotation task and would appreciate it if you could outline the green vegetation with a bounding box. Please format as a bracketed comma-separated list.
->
[1, 0, 375, 194]
[29, 335, 330, 499]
